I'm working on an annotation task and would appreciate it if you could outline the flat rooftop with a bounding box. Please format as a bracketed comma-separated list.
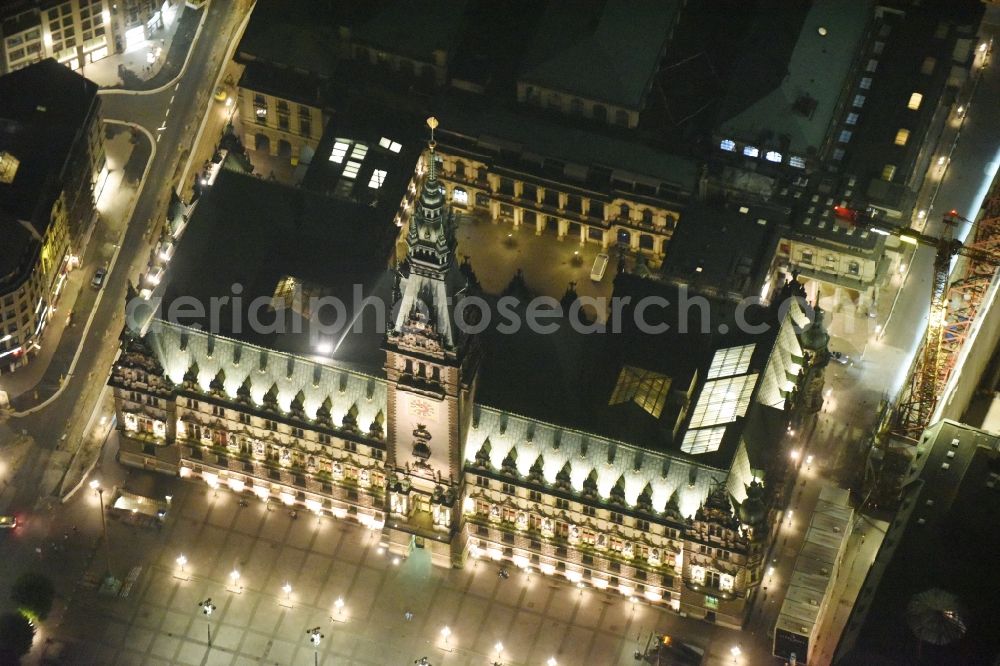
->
[660, 201, 785, 299]
[842, 420, 1000, 664]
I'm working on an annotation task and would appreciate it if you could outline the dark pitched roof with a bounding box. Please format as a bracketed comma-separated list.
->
[519, 0, 680, 110]
[0, 59, 97, 282]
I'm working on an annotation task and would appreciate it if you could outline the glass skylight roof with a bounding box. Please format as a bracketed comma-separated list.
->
[688, 373, 758, 429]
[707, 344, 755, 379]
[681, 426, 727, 454]
[368, 169, 387, 189]
[329, 140, 350, 163]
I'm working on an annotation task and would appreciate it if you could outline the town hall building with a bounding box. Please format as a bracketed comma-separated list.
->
[109, 120, 823, 628]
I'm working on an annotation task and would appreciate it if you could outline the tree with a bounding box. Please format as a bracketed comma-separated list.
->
[10, 572, 54, 624]
[0, 612, 34, 662]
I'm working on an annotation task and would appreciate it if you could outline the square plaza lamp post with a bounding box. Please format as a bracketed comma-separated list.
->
[332, 596, 346, 622]
[199, 598, 216, 645]
[306, 626, 324, 666]
[90, 480, 120, 595]
[228, 568, 242, 593]
[731, 645, 742, 663]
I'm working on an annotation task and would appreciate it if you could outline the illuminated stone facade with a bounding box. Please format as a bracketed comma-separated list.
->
[110, 137, 812, 629]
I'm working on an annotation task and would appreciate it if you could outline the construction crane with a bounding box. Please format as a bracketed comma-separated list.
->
[833, 201, 1000, 441]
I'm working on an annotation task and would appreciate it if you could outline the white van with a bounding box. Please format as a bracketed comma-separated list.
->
[590, 253, 609, 282]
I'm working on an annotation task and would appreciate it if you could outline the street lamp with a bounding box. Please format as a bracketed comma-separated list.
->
[440, 626, 451, 645]
[494, 641, 503, 663]
[282, 582, 292, 600]
[547, 658, 558, 666]
[199, 598, 216, 645]
[730, 645, 742, 663]
[230, 569, 240, 583]
[92, 482, 117, 591]
[177, 554, 187, 573]
[332, 596, 346, 622]
[306, 626, 324, 666]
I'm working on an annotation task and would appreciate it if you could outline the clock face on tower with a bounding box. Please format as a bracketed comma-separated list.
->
[393, 390, 450, 481]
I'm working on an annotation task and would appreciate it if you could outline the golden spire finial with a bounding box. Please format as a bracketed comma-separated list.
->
[427, 116, 438, 150]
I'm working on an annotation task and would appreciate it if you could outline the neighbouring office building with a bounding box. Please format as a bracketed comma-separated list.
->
[0, 0, 183, 75]
[109, 111, 834, 628]
[0, 59, 105, 374]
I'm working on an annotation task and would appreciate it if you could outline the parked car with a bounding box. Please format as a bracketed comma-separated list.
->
[590, 253, 609, 282]
[91, 267, 107, 289]
[830, 350, 850, 365]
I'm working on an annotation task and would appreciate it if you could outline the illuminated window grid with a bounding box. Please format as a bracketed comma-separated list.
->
[329, 140, 350, 163]
[608, 366, 670, 418]
[368, 169, 387, 189]
[706, 344, 755, 379]
[349, 143, 368, 160]
[688, 373, 758, 429]
[342, 161, 361, 180]
[682, 426, 726, 454]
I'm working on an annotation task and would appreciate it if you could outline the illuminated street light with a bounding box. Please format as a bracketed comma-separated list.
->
[440, 626, 451, 645]
[731, 645, 742, 663]
[306, 626, 324, 666]
[282, 582, 292, 600]
[176, 555, 187, 572]
[547, 658, 558, 666]
[198, 598, 216, 645]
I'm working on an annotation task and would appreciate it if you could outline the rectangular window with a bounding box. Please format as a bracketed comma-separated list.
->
[838, 130, 852, 143]
[921, 57, 936, 75]
[882, 164, 897, 181]
[848, 261, 861, 276]
[865, 59, 878, 72]
[908, 92, 923, 110]
[502, 483, 516, 495]
[894, 129, 910, 146]
[789, 156, 806, 169]
[719, 139, 736, 152]
[742, 145, 759, 158]
[329, 140, 349, 163]
[846, 112, 859, 125]
[853, 94, 865, 108]
[477, 475, 489, 488]
[859, 77, 872, 90]
[801, 251, 813, 265]
[832, 148, 845, 161]
[367, 169, 387, 189]
[610, 511, 624, 525]
[528, 490, 542, 502]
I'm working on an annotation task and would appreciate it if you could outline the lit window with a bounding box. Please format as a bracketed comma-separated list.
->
[609, 366, 671, 418]
[368, 169, 387, 189]
[389, 141, 402, 153]
[378, 137, 391, 149]
[743, 145, 759, 157]
[894, 129, 910, 146]
[691, 566, 706, 584]
[720, 139, 736, 152]
[765, 150, 782, 163]
[853, 94, 865, 108]
[687, 374, 758, 429]
[907, 92, 923, 110]
[719, 574, 734, 592]
[865, 58, 878, 72]
[342, 160, 361, 179]
[378, 137, 403, 153]
[846, 112, 859, 125]
[882, 164, 897, 181]
[789, 155, 806, 169]
[859, 77, 872, 90]
[349, 143, 368, 160]
[833, 148, 845, 161]
[329, 140, 350, 163]
[452, 188, 468, 204]
[707, 344, 755, 379]
[682, 426, 726, 454]
[838, 130, 852, 143]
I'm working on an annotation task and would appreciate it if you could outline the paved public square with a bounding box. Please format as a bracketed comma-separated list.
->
[53, 472, 741, 666]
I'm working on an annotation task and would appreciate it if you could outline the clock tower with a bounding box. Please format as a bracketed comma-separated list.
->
[383, 118, 478, 563]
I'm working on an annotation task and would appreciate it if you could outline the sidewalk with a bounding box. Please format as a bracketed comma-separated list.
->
[82, 4, 200, 90]
[0, 126, 150, 412]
